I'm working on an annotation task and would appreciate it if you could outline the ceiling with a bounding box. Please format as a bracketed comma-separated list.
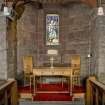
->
[6, 0, 97, 7]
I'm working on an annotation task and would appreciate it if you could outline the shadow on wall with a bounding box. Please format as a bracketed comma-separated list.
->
[16, 71, 24, 86]
[81, 76, 88, 88]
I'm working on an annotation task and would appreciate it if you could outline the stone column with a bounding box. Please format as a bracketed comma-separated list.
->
[0, 4, 8, 79]
[96, 15, 105, 83]
[91, 8, 105, 83]
[0, 2, 18, 79]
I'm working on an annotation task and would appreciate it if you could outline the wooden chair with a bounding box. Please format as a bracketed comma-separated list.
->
[23, 56, 33, 90]
[70, 55, 80, 86]
[72, 67, 80, 86]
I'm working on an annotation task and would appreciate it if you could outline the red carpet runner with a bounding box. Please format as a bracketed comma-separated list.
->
[32, 93, 72, 101]
[18, 83, 85, 101]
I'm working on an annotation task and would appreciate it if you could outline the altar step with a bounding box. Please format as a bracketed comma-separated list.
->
[19, 92, 85, 102]
[18, 84, 85, 102]
[19, 99, 85, 105]
[18, 84, 85, 93]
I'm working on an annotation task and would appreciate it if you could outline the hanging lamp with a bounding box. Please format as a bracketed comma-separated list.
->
[97, 0, 104, 15]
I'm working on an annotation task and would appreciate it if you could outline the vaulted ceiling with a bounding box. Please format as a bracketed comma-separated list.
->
[7, 0, 97, 7]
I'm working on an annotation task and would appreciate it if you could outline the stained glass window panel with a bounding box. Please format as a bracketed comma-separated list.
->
[46, 14, 59, 45]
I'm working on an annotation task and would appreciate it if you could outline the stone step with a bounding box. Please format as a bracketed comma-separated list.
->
[19, 99, 85, 105]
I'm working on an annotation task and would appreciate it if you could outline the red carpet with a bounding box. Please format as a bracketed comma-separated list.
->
[18, 83, 85, 101]
[73, 85, 85, 93]
[18, 86, 32, 93]
[32, 93, 72, 101]
[37, 83, 68, 91]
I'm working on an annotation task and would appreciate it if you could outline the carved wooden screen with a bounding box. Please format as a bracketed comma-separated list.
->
[46, 14, 59, 45]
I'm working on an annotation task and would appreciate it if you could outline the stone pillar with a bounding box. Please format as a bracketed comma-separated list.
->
[91, 8, 105, 83]
[96, 16, 105, 83]
[0, 12, 8, 79]
[0, 13, 17, 79]
[0, 2, 17, 79]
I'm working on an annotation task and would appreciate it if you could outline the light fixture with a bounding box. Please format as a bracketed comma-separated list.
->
[97, 7, 104, 16]
[87, 54, 92, 58]
[0, 2, 15, 21]
[97, 0, 104, 16]
[3, 0, 10, 16]
[3, 6, 10, 16]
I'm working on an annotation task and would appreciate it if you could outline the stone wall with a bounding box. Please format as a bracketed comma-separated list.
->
[17, 4, 37, 78]
[17, 3, 93, 82]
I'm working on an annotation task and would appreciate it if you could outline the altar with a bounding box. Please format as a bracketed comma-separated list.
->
[33, 67, 73, 95]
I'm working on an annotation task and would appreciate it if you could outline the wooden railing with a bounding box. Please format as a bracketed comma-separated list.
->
[86, 76, 105, 105]
[0, 79, 17, 105]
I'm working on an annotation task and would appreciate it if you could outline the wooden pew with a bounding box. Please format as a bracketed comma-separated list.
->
[86, 76, 105, 105]
[0, 79, 17, 105]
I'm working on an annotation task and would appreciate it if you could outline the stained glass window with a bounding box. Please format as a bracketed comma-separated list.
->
[46, 14, 59, 45]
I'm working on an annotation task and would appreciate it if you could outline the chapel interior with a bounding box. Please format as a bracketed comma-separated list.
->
[0, 0, 105, 105]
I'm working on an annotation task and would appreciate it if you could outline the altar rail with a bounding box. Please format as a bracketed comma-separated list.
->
[86, 76, 105, 105]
